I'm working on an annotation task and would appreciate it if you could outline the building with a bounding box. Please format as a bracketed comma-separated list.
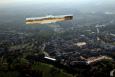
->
[26, 15, 73, 24]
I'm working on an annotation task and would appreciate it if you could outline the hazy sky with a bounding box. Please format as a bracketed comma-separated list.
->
[0, 0, 115, 7]
[1, 0, 115, 4]
[0, 0, 107, 4]
[0, 0, 75, 4]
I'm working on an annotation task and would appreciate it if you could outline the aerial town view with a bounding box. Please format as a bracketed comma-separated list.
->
[0, 0, 115, 77]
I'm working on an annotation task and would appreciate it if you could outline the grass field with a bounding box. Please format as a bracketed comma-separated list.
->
[32, 62, 73, 77]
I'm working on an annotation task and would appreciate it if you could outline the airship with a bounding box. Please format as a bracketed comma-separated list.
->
[25, 15, 73, 24]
